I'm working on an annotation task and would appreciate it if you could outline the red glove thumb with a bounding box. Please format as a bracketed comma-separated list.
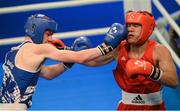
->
[126, 59, 153, 78]
[48, 39, 65, 50]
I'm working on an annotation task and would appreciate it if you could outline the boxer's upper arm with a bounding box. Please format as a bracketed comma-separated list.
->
[154, 44, 175, 73]
[154, 44, 178, 87]
[34, 44, 66, 61]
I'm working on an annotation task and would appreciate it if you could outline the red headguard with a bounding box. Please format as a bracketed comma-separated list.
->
[126, 11, 156, 45]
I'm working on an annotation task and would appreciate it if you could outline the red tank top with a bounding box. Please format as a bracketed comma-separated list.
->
[113, 40, 162, 93]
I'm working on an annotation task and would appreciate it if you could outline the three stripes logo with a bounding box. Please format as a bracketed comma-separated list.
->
[131, 95, 145, 104]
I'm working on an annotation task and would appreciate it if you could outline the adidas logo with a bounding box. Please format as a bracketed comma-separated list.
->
[131, 95, 145, 104]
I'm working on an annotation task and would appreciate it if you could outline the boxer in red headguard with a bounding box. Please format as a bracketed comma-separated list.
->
[84, 10, 178, 110]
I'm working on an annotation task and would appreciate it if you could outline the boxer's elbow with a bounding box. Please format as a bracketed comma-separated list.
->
[162, 77, 179, 88]
[41, 74, 54, 80]
[172, 79, 178, 88]
[169, 75, 179, 88]
[45, 76, 55, 80]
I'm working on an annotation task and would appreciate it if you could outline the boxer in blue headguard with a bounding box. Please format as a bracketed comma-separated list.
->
[0, 13, 128, 110]
[24, 14, 58, 44]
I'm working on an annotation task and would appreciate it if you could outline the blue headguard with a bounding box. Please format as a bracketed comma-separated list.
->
[24, 14, 58, 44]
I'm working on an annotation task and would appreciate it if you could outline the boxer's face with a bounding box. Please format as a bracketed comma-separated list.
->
[42, 30, 54, 43]
[127, 23, 142, 44]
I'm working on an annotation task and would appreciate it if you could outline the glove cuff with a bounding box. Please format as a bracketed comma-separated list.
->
[62, 62, 74, 69]
[149, 66, 163, 81]
[97, 43, 113, 56]
[64, 46, 71, 50]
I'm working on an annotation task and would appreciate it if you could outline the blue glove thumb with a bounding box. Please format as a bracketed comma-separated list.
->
[63, 36, 92, 69]
[71, 36, 92, 51]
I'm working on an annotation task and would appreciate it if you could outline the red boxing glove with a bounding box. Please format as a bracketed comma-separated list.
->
[48, 39, 65, 50]
[126, 59, 162, 81]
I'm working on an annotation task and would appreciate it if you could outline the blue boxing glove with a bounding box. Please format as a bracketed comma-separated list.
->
[98, 23, 128, 55]
[71, 36, 92, 51]
[63, 36, 92, 69]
